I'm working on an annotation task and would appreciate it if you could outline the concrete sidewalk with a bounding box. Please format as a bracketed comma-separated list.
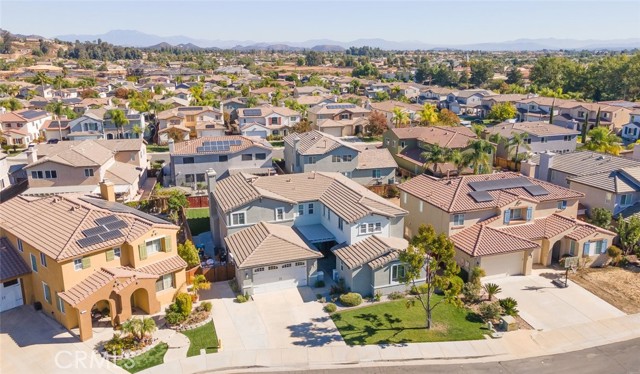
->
[139, 313, 640, 373]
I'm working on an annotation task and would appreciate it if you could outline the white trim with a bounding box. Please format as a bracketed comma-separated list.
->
[230, 211, 247, 227]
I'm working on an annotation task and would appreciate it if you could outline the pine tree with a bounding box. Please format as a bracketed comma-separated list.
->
[581, 113, 589, 144]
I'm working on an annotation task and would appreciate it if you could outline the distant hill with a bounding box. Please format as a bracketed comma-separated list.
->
[311, 45, 345, 52]
[146, 42, 211, 51]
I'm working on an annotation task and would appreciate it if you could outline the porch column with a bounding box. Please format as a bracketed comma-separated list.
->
[77, 308, 93, 341]
[523, 249, 533, 275]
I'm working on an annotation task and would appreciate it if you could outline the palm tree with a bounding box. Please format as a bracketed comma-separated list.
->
[392, 107, 410, 128]
[192, 274, 211, 299]
[32, 72, 51, 96]
[483, 283, 502, 301]
[508, 132, 531, 164]
[418, 103, 438, 126]
[46, 100, 66, 140]
[448, 149, 467, 175]
[465, 139, 495, 174]
[471, 123, 486, 138]
[132, 125, 142, 139]
[107, 109, 129, 139]
[584, 127, 622, 155]
[245, 96, 258, 108]
[140, 317, 157, 341]
[420, 144, 449, 175]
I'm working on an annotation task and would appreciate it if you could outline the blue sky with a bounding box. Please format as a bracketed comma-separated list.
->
[2, 1, 639, 44]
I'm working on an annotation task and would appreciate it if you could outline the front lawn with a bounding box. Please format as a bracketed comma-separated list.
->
[116, 343, 168, 373]
[146, 144, 169, 153]
[331, 297, 485, 345]
[186, 208, 210, 236]
[181, 321, 219, 357]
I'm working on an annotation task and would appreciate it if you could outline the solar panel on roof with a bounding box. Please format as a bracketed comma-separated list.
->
[78, 196, 172, 225]
[95, 215, 120, 226]
[469, 177, 531, 192]
[178, 106, 202, 111]
[77, 235, 103, 248]
[469, 190, 494, 203]
[82, 226, 108, 237]
[105, 220, 128, 230]
[523, 184, 549, 196]
[100, 229, 124, 241]
[243, 109, 262, 116]
[326, 104, 356, 110]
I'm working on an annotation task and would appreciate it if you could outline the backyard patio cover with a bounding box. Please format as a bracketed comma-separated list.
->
[295, 224, 335, 243]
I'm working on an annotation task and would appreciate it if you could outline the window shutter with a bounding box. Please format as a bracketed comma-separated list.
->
[139, 243, 147, 260]
[163, 236, 172, 252]
[526, 207, 533, 221]
[503, 209, 511, 224]
[81, 257, 91, 269]
[106, 249, 114, 261]
[601, 239, 608, 254]
[582, 242, 589, 257]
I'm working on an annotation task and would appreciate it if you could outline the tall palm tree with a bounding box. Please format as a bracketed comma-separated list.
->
[421, 144, 449, 175]
[471, 123, 486, 138]
[392, 107, 410, 128]
[46, 100, 66, 140]
[32, 72, 52, 97]
[584, 127, 622, 155]
[508, 132, 531, 164]
[418, 103, 438, 126]
[465, 139, 495, 174]
[448, 149, 467, 175]
[107, 109, 129, 139]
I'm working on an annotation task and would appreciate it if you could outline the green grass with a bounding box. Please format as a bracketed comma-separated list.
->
[146, 144, 169, 152]
[360, 136, 383, 143]
[186, 208, 210, 236]
[181, 321, 219, 357]
[269, 141, 284, 147]
[116, 343, 168, 373]
[331, 297, 485, 345]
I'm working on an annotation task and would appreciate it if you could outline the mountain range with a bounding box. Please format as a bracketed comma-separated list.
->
[55, 30, 640, 51]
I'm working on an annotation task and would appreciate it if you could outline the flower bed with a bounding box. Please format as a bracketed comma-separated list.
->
[173, 313, 212, 332]
[101, 337, 161, 361]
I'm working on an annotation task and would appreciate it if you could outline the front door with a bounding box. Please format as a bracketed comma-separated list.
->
[551, 241, 562, 263]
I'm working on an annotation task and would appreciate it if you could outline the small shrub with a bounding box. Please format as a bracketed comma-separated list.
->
[499, 297, 519, 316]
[386, 185, 400, 198]
[236, 294, 247, 303]
[330, 278, 346, 295]
[470, 267, 486, 285]
[462, 282, 482, 304]
[165, 311, 186, 325]
[104, 334, 124, 355]
[410, 284, 429, 295]
[339, 292, 363, 307]
[483, 283, 502, 301]
[324, 303, 337, 313]
[200, 301, 212, 312]
[175, 293, 192, 317]
[318, 296, 326, 303]
[607, 245, 623, 265]
[374, 291, 382, 302]
[314, 280, 325, 288]
[479, 301, 502, 322]
[387, 291, 405, 300]
[316, 293, 323, 300]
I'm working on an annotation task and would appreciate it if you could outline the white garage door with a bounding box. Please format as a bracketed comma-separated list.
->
[481, 252, 524, 278]
[0, 279, 24, 312]
[252, 262, 307, 294]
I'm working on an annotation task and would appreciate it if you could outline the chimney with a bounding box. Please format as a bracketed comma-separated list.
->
[537, 151, 556, 182]
[26, 144, 38, 164]
[206, 169, 217, 195]
[99, 179, 116, 202]
[168, 138, 175, 153]
[520, 159, 536, 178]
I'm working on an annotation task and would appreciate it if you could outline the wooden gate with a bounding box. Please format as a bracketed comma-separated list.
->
[187, 195, 209, 208]
[199, 263, 235, 283]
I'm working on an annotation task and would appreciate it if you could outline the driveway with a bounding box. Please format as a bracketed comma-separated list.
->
[0, 306, 123, 374]
[204, 282, 345, 351]
[489, 269, 626, 331]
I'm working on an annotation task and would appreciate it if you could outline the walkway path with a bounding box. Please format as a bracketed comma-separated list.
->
[163, 332, 191, 363]
[138, 312, 640, 374]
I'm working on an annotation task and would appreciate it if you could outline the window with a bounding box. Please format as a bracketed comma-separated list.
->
[74, 259, 82, 271]
[359, 224, 367, 235]
[525, 138, 532, 144]
[621, 194, 633, 206]
[56, 294, 65, 313]
[595, 240, 605, 255]
[557, 200, 567, 210]
[31, 171, 43, 179]
[511, 208, 523, 220]
[307, 156, 316, 164]
[295, 261, 305, 266]
[114, 247, 121, 258]
[17, 239, 23, 252]
[84, 168, 94, 177]
[241, 154, 253, 161]
[453, 214, 465, 226]
[268, 265, 278, 270]
[275, 207, 285, 221]
[298, 204, 304, 216]
[342, 155, 352, 162]
[290, 117, 297, 121]
[185, 174, 195, 183]
[30, 254, 38, 272]
[605, 193, 612, 203]
[332, 155, 342, 163]
[360, 222, 382, 234]
[231, 212, 246, 226]
[563, 135, 572, 141]
[219, 155, 228, 162]
[391, 264, 405, 283]
[308, 203, 314, 214]
[42, 282, 51, 304]
[578, 111, 585, 118]
[419, 201, 423, 213]
[39, 170, 57, 179]
[372, 169, 381, 179]
[254, 267, 264, 272]
[340, 113, 349, 120]
[338, 218, 343, 230]
[256, 153, 266, 160]
[282, 263, 292, 268]
[183, 157, 194, 164]
[155, 274, 174, 292]
[270, 117, 278, 125]
[400, 141, 406, 148]
[130, 153, 136, 161]
[375, 222, 382, 232]
[40, 252, 47, 267]
[570, 240, 576, 256]
[540, 137, 547, 143]
[146, 238, 162, 256]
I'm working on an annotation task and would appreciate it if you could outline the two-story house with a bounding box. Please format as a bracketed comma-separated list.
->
[283, 130, 397, 186]
[417, 87, 456, 107]
[383, 126, 479, 176]
[293, 86, 330, 98]
[0, 188, 186, 341]
[479, 94, 530, 118]
[522, 151, 640, 217]
[483, 121, 580, 160]
[44, 108, 108, 141]
[446, 89, 494, 116]
[207, 171, 411, 295]
[554, 102, 631, 133]
[103, 109, 146, 140]
[515, 97, 566, 123]
[169, 136, 273, 186]
[308, 103, 370, 137]
[0, 109, 51, 145]
[398, 173, 615, 278]
[236, 106, 301, 138]
[157, 106, 223, 143]
[23, 139, 147, 201]
[368, 100, 423, 127]
[620, 111, 640, 143]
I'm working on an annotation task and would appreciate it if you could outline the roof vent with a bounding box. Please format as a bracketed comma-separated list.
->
[596, 155, 605, 161]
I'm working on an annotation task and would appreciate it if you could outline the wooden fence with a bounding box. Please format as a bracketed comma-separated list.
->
[198, 263, 236, 283]
[495, 157, 521, 171]
[187, 195, 209, 208]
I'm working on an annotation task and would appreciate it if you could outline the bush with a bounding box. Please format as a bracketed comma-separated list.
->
[165, 311, 186, 325]
[175, 293, 192, 317]
[499, 297, 519, 316]
[330, 278, 346, 295]
[324, 303, 337, 313]
[462, 282, 482, 304]
[200, 301, 212, 312]
[236, 294, 250, 303]
[374, 291, 382, 302]
[479, 301, 502, 322]
[387, 291, 405, 300]
[178, 240, 200, 268]
[470, 267, 486, 285]
[410, 284, 429, 295]
[339, 292, 363, 307]
[607, 245, 623, 265]
[314, 280, 325, 288]
[385, 185, 400, 198]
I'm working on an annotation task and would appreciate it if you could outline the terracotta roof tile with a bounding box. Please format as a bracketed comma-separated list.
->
[451, 224, 538, 257]
[171, 136, 271, 155]
[0, 238, 31, 281]
[333, 235, 407, 269]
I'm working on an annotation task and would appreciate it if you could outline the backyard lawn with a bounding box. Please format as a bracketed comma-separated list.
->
[186, 208, 210, 236]
[116, 343, 168, 373]
[331, 297, 485, 345]
[181, 321, 219, 357]
[146, 144, 170, 153]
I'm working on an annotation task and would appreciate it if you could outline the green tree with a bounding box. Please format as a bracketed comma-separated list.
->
[616, 214, 640, 255]
[465, 139, 494, 174]
[421, 144, 449, 175]
[437, 109, 460, 126]
[31, 71, 52, 95]
[107, 109, 129, 139]
[483, 283, 502, 301]
[506, 68, 524, 85]
[508, 132, 532, 163]
[584, 127, 622, 155]
[352, 62, 379, 78]
[399, 224, 462, 330]
[290, 118, 312, 134]
[0, 98, 23, 111]
[392, 107, 410, 128]
[470, 60, 494, 87]
[192, 274, 211, 297]
[167, 190, 189, 214]
[486, 102, 517, 122]
[245, 96, 258, 108]
[374, 91, 390, 102]
[418, 104, 438, 126]
[46, 100, 67, 140]
[588, 208, 613, 229]
[178, 240, 200, 268]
